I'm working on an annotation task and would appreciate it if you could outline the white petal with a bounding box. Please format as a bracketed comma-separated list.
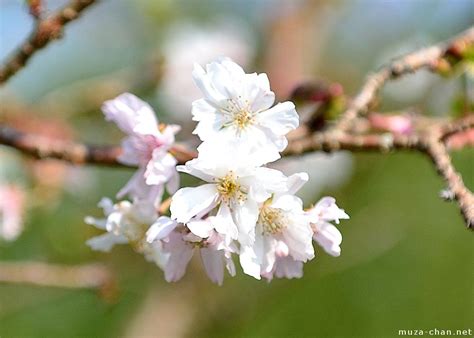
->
[271, 194, 303, 212]
[146, 216, 178, 243]
[170, 184, 219, 223]
[97, 198, 114, 215]
[84, 216, 107, 230]
[257, 101, 299, 136]
[246, 167, 288, 202]
[177, 158, 216, 182]
[187, 219, 214, 238]
[192, 63, 227, 103]
[233, 198, 259, 245]
[286, 172, 309, 195]
[239, 244, 261, 280]
[247, 73, 275, 111]
[210, 203, 239, 240]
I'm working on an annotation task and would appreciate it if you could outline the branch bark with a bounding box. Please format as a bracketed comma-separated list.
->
[0, 0, 97, 84]
[0, 124, 196, 166]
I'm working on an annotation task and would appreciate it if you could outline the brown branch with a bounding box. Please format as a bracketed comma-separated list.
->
[334, 27, 474, 132]
[284, 132, 423, 155]
[0, 124, 196, 166]
[0, 261, 117, 299]
[424, 136, 474, 228]
[0, 0, 97, 84]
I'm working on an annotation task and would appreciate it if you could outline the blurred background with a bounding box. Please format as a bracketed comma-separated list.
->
[0, 0, 473, 337]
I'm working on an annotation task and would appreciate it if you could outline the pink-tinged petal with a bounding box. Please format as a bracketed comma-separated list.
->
[274, 256, 304, 279]
[102, 93, 158, 136]
[146, 216, 178, 243]
[145, 150, 177, 185]
[163, 232, 194, 282]
[166, 170, 180, 195]
[187, 219, 214, 238]
[200, 248, 225, 285]
[257, 101, 299, 136]
[157, 124, 180, 145]
[170, 184, 219, 223]
[312, 197, 349, 224]
[117, 168, 146, 199]
[313, 221, 342, 257]
[282, 221, 315, 262]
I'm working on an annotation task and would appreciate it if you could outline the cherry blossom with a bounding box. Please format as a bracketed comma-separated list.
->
[192, 57, 299, 163]
[239, 173, 315, 279]
[170, 145, 288, 246]
[86, 58, 350, 284]
[85, 198, 169, 268]
[102, 93, 180, 203]
[307, 197, 349, 257]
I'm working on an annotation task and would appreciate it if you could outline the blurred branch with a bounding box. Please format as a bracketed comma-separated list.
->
[0, 0, 97, 84]
[0, 261, 117, 300]
[333, 27, 474, 133]
[0, 124, 196, 166]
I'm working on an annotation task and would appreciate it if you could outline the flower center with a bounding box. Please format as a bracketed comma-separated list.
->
[233, 109, 253, 130]
[223, 98, 254, 130]
[216, 171, 244, 203]
[258, 206, 288, 235]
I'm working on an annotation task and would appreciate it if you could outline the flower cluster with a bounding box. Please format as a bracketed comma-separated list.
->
[86, 58, 349, 284]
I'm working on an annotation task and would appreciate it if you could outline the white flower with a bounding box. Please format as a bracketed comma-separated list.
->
[0, 184, 26, 241]
[102, 93, 180, 203]
[148, 219, 236, 285]
[307, 197, 349, 257]
[85, 197, 170, 269]
[170, 146, 288, 246]
[239, 173, 314, 279]
[192, 57, 299, 163]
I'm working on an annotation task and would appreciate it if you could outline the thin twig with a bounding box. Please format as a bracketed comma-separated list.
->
[334, 27, 474, 133]
[0, 0, 97, 84]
